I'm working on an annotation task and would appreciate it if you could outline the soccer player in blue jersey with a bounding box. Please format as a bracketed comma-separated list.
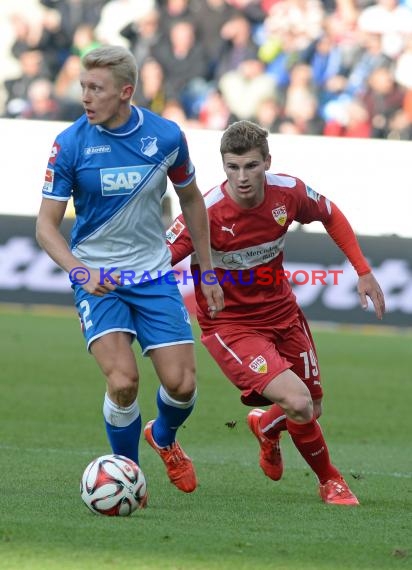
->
[36, 45, 224, 496]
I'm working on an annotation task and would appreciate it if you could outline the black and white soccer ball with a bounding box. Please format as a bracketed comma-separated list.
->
[80, 454, 147, 516]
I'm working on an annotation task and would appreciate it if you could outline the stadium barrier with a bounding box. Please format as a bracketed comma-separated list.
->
[0, 117, 411, 239]
[0, 215, 410, 327]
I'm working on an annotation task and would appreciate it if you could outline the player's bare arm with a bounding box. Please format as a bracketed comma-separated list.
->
[175, 180, 224, 318]
[36, 198, 119, 296]
[357, 272, 385, 320]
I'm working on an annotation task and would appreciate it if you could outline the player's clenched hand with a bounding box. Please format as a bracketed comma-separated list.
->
[201, 280, 225, 319]
[357, 273, 385, 320]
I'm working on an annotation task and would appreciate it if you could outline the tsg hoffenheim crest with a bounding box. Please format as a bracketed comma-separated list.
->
[141, 137, 158, 157]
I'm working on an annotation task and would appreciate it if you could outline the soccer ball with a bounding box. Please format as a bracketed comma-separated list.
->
[80, 454, 147, 516]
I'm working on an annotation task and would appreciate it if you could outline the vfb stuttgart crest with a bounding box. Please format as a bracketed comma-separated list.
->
[249, 355, 268, 374]
[272, 205, 287, 226]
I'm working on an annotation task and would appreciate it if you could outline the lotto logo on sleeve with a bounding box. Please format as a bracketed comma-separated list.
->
[43, 168, 54, 193]
[100, 165, 154, 196]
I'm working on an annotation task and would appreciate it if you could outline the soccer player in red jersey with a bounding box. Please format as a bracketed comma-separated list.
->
[166, 120, 385, 505]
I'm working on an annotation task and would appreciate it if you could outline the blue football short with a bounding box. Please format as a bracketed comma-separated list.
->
[73, 276, 194, 353]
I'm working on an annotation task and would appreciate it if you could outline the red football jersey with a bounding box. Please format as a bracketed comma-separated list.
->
[166, 173, 332, 332]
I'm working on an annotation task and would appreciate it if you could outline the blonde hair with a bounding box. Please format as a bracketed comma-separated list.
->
[82, 46, 138, 91]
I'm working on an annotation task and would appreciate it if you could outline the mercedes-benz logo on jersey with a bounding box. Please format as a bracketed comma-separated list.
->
[141, 137, 158, 157]
[222, 252, 243, 268]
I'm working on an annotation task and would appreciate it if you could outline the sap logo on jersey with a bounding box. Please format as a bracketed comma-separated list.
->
[101, 165, 154, 196]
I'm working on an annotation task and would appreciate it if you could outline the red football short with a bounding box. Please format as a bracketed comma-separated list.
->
[201, 309, 322, 406]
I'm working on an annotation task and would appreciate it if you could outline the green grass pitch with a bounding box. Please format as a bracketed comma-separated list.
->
[0, 307, 410, 570]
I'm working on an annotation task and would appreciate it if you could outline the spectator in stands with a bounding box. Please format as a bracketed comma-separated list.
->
[357, 0, 412, 58]
[71, 23, 101, 58]
[284, 92, 325, 135]
[320, 0, 361, 72]
[263, 0, 325, 53]
[158, 19, 210, 118]
[323, 98, 372, 137]
[9, 11, 45, 61]
[360, 65, 405, 138]
[213, 14, 260, 81]
[253, 96, 284, 132]
[3, 49, 50, 117]
[18, 76, 83, 121]
[302, 25, 346, 92]
[300, 14, 358, 113]
[10, 8, 71, 80]
[219, 57, 277, 121]
[192, 0, 239, 80]
[120, 7, 168, 68]
[345, 32, 393, 97]
[321, 31, 391, 124]
[198, 88, 233, 130]
[225, 0, 267, 24]
[280, 63, 325, 134]
[259, 29, 303, 91]
[40, 0, 108, 39]
[158, 0, 195, 33]
[54, 54, 83, 104]
[95, 0, 155, 47]
[34, 7, 72, 79]
[134, 57, 173, 116]
[283, 62, 317, 105]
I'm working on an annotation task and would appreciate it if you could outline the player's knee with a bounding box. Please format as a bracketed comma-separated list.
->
[165, 368, 197, 401]
[109, 373, 138, 406]
[171, 381, 197, 402]
[287, 393, 313, 422]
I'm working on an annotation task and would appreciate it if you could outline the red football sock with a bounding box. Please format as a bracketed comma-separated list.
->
[260, 404, 287, 438]
[286, 417, 341, 484]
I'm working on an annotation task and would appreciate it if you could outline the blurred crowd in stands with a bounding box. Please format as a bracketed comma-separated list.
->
[1, 0, 412, 139]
